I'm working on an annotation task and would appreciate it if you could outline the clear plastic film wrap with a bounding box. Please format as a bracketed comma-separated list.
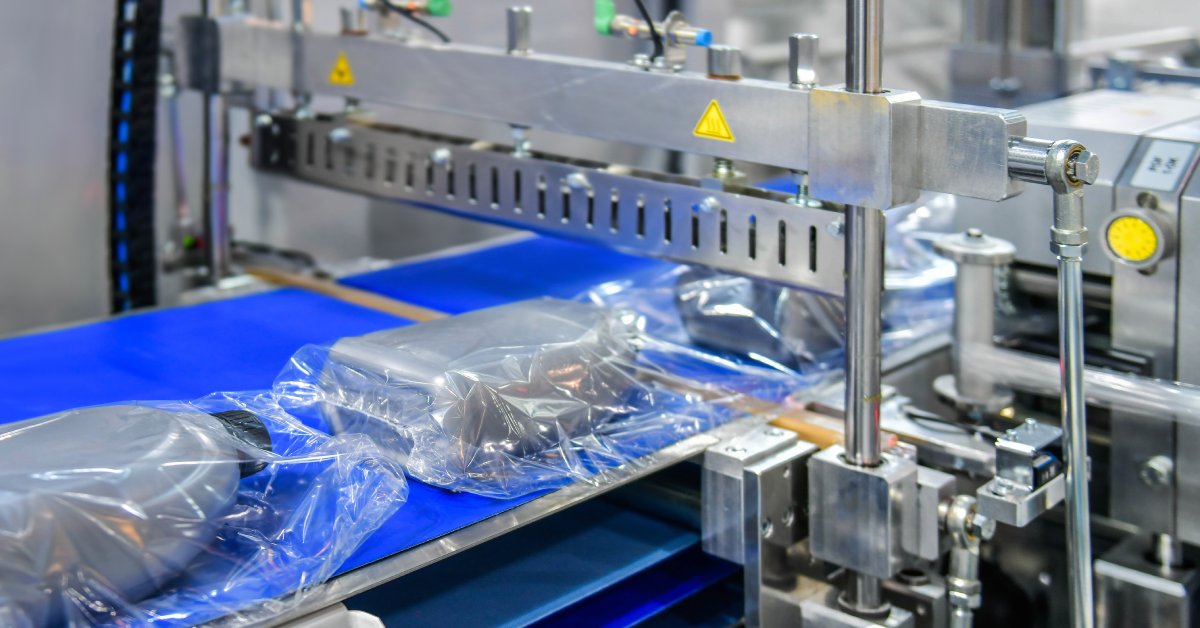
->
[275, 299, 799, 499]
[582, 194, 957, 374]
[0, 391, 408, 627]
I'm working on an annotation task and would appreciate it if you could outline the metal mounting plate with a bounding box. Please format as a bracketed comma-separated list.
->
[253, 113, 847, 296]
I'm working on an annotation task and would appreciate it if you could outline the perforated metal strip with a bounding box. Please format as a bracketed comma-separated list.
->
[254, 114, 845, 297]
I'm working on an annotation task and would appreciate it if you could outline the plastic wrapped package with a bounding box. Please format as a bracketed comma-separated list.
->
[582, 194, 957, 374]
[275, 299, 798, 499]
[0, 392, 408, 627]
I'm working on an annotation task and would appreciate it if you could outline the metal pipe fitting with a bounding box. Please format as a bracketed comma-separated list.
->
[944, 495, 995, 628]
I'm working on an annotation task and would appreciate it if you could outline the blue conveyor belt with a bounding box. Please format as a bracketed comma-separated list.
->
[0, 236, 695, 588]
[341, 235, 673, 314]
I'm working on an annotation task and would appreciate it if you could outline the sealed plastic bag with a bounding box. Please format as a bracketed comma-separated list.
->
[276, 299, 797, 498]
[583, 194, 956, 374]
[0, 391, 408, 627]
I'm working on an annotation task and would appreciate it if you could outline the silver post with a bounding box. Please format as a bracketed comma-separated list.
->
[204, 95, 231, 281]
[201, 1, 234, 282]
[846, 0, 883, 94]
[843, 204, 885, 467]
[788, 33, 819, 88]
[507, 6, 533, 56]
[842, 0, 888, 616]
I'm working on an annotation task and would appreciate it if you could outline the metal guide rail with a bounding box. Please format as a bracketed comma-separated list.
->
[183, 16, 1025, 209]
[252, 113, 847, 296]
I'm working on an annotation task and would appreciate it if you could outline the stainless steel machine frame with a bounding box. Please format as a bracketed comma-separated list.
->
[175, 3, 1101, 625]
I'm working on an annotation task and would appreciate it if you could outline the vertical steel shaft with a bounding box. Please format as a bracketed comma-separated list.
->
[843, 573, 885, 613]
[203, 94, 231, 281]
[843, 0, 887, 615]
[201, 1, 232, 282]
[1058, 253, 1094, 628]
[846, 0, 883, 94]
[843, 204, 886, 466]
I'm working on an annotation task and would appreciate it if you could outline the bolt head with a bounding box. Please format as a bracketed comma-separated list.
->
[327, 127, 352, 144]
[972, 513, 996, 541]
[430, 147, 452, 166]
[1070, 150, 1100, 185]
[825, 221, 844, 237]
[565, 172, 590, 190]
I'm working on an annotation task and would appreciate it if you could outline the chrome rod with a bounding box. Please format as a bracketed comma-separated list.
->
[843, 0, 887, 615]
[846, 0, 883, 94]
[203, 94, 231, 281]
[1059, 253, 1094, 628]
[843, 204, 885, 467]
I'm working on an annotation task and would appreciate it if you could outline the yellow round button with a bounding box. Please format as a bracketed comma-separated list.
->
[1106, 215, 1159, 263]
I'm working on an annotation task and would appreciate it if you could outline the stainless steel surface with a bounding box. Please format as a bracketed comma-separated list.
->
[843, 205, 886, 466]
[253, 113, 848, 296]
[181, 16, 1030, 204]
[702, 427, 805, 564]
[261, 416, 774, 627]
[506, 6, 532, 56]
[745, 434, 819, 627]
[808, 446, 918, 580]
[789, 33, 819, 88]
[0, 1, 113, 334]
[1096, 534, 1199, 628]
[914, 467, 955, 562]
[701, 425, 818, 627]
[975, 474, 1066, 528]
[807, 88, 921, 210]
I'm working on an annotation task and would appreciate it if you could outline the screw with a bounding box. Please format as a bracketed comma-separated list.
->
[966, 228, 984, 239]
[725, 446, 746, 454]
[565, 172, 590, 191]
[826, 221, 844, 237]
[254, 114, 274, 128]
[328, 127, 352, 144]
[971, 512, 996, 541]
[761, 518, 774, 538]
[1068, 149, 1100, 185]
[765, 428, 785, 437]
[1139, 455, 1174, 489]
[782, 507, 795, 526]
[698, 197, 721, 213]
[430, 147, 453, 166]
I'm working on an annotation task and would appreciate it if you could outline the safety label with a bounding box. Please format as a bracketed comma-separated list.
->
[328, 51, 356, 86]
[1130, 139, 1195, 192]
[693, 100, 735, 143]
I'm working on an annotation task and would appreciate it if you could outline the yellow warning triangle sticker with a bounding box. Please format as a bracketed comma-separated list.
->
[328, 51, 356, 86]
[692, 100, 735, 142]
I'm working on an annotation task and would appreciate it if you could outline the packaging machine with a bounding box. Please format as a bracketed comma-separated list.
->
[3, 0, 1200, 626]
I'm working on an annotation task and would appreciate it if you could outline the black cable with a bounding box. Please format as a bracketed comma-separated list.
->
[107, 0, 163, 312]
[382, 1, 451, 44]
[631, 0, 664, 61]
[902, 404, 1004, 440]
